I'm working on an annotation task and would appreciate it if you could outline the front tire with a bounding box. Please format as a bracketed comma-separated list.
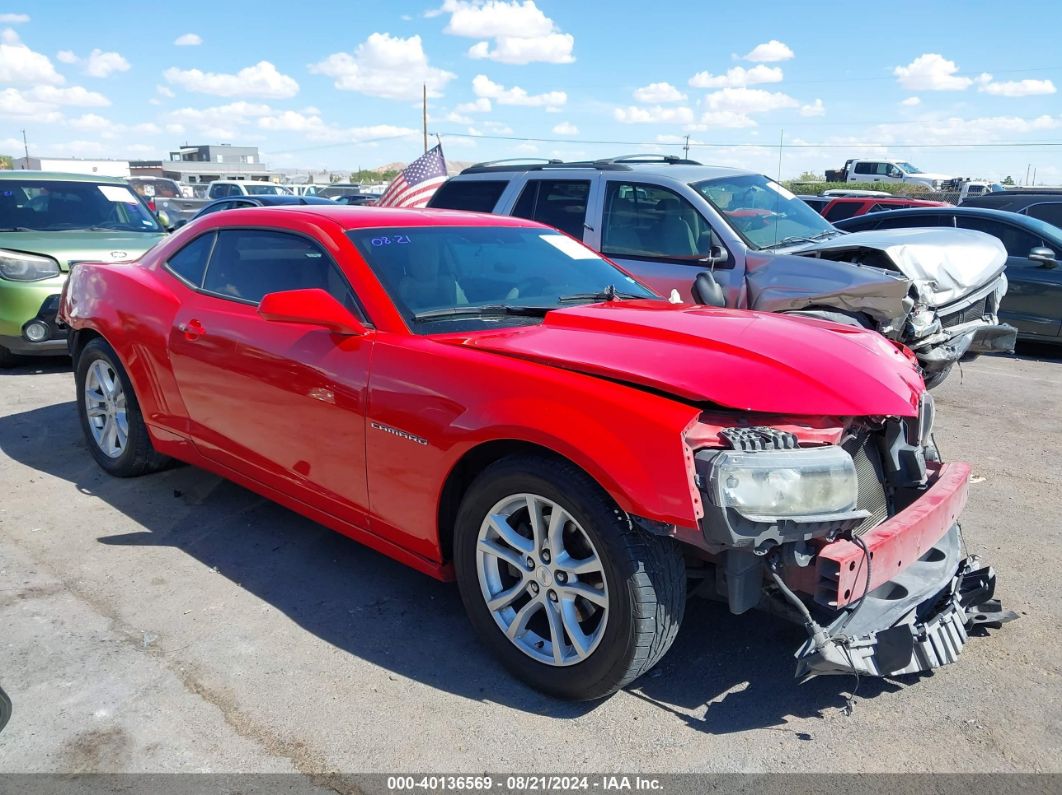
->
[453, 455, 686, 700]
[0, 344, 18, 369]
[75, 338, 170, 477]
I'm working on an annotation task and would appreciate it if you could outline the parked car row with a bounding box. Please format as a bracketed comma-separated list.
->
[2, 157, 1024, 700]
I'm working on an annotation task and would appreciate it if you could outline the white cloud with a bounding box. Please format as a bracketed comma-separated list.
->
[893, 53, 972, 91]
[979, 78, 1056, 97]
[0, 27, 64, 85]
[514, 142, 539, 153]
[0, 88, 62, 122]
[456, 97, 492, 113]
[689, 110, 757, 129]
[440, 0, 575, 64]
[445, 110, 473, 124]
[68, 112, 111, 131]
[30, 84, 110, 106]
[741, 40, 794, 62]
[552, 121, 578, 135]
[84, 49, 130, 78]
[481, 119, 513, 133]
[59, 48, 130, 78]
[156, 84, 175, 98]
[704, 87, 798, 114]
[258, 109, 417, 143]
[633, 82, 686, 103]
[164, 61, 299, 98]
[800, 98, 825, 117]
[472, 74, 566, 108]
[167, 101, 273, 138]
[0, 13, 29, 23]
[689, 65, 783, 89]
[613, 105, 694, 125]
[174, 33, 202, 46]
[868, 113, 1062, 146]
[310, 34, 454, 100]
[901, 96, 921, 106]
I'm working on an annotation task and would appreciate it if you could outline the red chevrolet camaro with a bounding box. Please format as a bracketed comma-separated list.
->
[60, 206, 1009, 699]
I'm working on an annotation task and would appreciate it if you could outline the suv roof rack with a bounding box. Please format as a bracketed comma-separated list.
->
[460, 153, 703, 175]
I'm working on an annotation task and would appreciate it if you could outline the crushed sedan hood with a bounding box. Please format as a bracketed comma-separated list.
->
[795, 229, 1007, 306]
[456, 302, 923, 417]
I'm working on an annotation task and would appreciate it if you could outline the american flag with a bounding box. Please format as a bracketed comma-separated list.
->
[375, 144, 449, 208]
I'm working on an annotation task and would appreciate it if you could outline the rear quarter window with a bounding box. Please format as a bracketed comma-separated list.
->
[165, 232, 215, 287]
[428, 180, 508, 212]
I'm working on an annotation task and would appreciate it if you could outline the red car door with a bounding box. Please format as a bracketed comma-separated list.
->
[167, 228, 373, 527]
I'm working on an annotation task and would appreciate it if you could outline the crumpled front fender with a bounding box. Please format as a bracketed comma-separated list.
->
[745, 253, 913, 337]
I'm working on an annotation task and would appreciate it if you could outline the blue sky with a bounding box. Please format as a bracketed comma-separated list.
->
[2, 1, 1060, 182]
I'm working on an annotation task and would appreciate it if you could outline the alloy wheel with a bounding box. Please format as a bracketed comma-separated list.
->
[84, 359, 128, 459]
[476, 493, 609, 666]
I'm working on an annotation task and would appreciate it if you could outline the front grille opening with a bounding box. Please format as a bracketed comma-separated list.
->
[842, 432, 890, 535]
[940, 296, 988, 329]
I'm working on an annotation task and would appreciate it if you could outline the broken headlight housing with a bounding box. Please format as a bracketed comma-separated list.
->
[706, 446, 858, 522]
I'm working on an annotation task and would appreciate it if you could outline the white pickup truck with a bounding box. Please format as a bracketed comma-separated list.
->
[825, 159, 952, 189]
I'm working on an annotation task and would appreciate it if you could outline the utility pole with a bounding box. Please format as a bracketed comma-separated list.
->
[1025, 163, 1031, 186]
[422, 84, 428, 153]
[683, 135, 690, 160]
[1032, 167, 1037, 186]
[776, 129, 784, 181]
[21, 129, 29, 168]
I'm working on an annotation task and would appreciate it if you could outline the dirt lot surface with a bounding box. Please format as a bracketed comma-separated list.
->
[0, 348, 1059, 776]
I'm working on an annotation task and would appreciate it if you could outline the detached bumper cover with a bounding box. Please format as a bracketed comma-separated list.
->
[795, 524, 1016, 679]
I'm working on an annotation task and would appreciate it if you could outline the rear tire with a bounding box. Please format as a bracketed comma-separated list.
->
[453, 455, 686, 700]
[75, 338, 170, 477]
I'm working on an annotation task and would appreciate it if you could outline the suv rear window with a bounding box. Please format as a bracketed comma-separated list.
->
[428, 180, 508, 213]
[511, 179, 590, 239]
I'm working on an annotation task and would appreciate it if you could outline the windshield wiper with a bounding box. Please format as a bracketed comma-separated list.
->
[557, 285, 646, 303]
[412, 304, 552, 322]
[762, 230, 843, 250]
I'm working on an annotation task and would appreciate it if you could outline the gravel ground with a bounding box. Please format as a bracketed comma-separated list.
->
[0, 347, 1059, 776]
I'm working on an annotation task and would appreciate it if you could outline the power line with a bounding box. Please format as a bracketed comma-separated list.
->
[431, 130, 1062, 150]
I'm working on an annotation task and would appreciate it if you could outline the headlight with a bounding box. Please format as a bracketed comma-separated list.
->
[706, 446, 858, 521]
[0, 250, 61, 281]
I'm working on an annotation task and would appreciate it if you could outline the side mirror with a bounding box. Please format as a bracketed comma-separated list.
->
[1029, 247, 1057, 268]
[258, 288, 367, 335]
[699, 244, 727, 267]
[692, 271, 726, 308]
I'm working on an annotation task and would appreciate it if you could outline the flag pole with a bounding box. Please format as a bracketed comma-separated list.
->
[422, 84, 428, 154]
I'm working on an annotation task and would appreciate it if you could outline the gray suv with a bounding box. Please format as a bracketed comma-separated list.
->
[428, 155, 1015, 387]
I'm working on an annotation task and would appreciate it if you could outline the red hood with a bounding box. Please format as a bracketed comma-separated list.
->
[455, 302, 923, 417]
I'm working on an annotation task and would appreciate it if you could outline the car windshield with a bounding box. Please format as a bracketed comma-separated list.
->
[0, 179, 163, 232]
[692, 174, 836, 250]
[245, 184, 291, 196]
[897, 162, 922, 174]
[347, 225, 657, 333]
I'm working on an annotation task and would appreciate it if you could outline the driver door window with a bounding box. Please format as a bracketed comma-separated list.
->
[601, 182, 717, 262]
[202, 229, 359, 314]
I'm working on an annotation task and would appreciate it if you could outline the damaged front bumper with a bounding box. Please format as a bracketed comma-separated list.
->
[794, 525, 1015, 679]
[907, 275, 1016, 378]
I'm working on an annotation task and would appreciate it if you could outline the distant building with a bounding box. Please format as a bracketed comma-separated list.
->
[157, 144, 272, 184]
[23, 157, 131, 178]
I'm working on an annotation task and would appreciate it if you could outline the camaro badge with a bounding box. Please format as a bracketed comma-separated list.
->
[370, 422, 428, 446]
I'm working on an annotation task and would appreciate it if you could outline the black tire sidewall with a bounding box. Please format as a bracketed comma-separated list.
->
[453, 458, 648, 700]
[75, 339, 149, 475]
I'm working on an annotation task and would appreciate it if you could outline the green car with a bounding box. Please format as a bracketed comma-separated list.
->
[0, 171, 166, 367]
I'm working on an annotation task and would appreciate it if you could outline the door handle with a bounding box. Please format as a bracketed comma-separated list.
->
[179, 319, 205, 340]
